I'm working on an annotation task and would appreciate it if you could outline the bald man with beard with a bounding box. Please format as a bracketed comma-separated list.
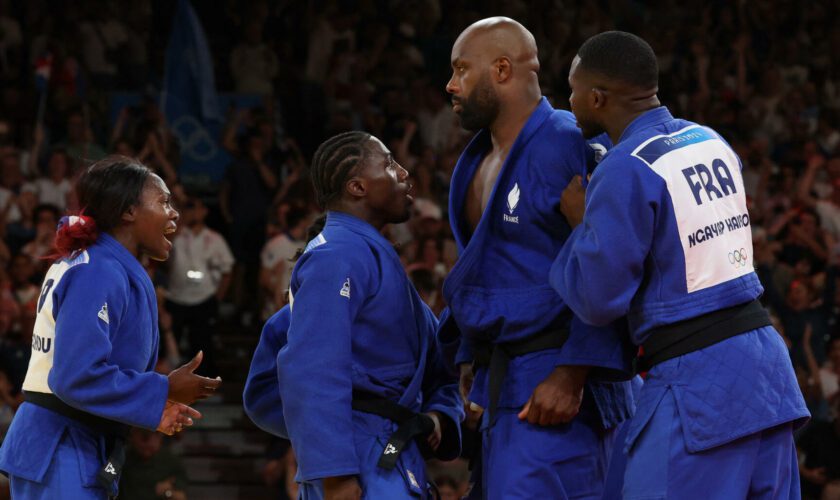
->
[437, 17, 636, 499]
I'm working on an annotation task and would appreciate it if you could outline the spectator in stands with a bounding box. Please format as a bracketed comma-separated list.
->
[0, 366, 20, 441]
[53, 109, 106, 163]
[8, 253, 39, 340]
[0, 270, 25, 395]
[261, 438, 295, 500]
[31, 149, 72, 211]
[416, 85, 457, 154]
[220, 129, 277, 323]
[821, 336, 840, 415]
[259, 205, 309, 319]
[0, 152, 24, 225]
[798, 153, 840, 240]
[119, 427, 188, 500]
[165, 196, 234, 377]
[230, 19, 278, 97]
[20, 203, 60, 273]
[78, 4, 128, 90]
[798, 398, 840, 500]
[0, 0, 22, 84]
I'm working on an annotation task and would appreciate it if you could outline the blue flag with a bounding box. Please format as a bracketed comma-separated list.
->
[162, 0, 228, 187]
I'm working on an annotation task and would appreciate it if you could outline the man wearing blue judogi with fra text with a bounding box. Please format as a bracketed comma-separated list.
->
[552, 31, 809, 499]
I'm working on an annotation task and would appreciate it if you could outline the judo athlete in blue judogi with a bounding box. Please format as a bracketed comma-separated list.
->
[440, 18, 636, 500]
[0, 158, 220, 499]
[552, 32, 810, 499]
[275, 132, 463, 500]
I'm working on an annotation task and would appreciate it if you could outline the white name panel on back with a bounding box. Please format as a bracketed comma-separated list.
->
[632, 125, 753, 293]
[22, 251, 90, 394]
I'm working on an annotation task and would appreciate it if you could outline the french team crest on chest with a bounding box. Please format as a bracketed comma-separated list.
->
[503, 182, 520, 224]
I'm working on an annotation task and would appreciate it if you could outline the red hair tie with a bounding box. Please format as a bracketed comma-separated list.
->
[49, 213, 99, 260]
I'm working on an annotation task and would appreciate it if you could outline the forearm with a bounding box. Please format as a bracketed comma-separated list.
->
[216, 272, 232, 301]
[258, 162, 278, 190]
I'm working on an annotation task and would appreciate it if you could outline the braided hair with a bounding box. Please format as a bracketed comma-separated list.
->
[310, 131, 372, 209]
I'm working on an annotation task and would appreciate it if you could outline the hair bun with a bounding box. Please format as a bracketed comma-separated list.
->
[52, 214, 99, 259]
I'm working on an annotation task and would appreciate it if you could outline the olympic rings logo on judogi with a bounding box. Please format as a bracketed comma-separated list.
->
[728, 248, 748, 268]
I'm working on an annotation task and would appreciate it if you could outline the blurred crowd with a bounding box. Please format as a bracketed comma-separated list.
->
[0, 0, 838, 498]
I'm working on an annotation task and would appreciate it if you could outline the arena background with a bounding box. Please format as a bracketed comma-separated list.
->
[0, 0, 839, 498]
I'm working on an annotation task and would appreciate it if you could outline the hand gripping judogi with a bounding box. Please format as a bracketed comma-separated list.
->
[0, 234, 170, 499]
[551, 106, 810, 499]
[437, 98, 637, 500]
[276, 212, 463, 499]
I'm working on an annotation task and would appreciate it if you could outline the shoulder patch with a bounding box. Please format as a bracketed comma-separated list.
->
[65, 249, 90, 267]
[303, 233, 327, 254]
[98, 303, 109, 324]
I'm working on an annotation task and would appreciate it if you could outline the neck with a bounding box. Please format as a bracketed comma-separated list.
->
[189, 223, 204, 234]
[109, 227, 141, 259]
[489, 91, 541, 152]
[330, 203, 385, 231]
[606, 94, 661, 145]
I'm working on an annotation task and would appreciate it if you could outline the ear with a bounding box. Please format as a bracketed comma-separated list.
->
[591, 88, 607, 110]
[345, 177, 367, 200]
[122, 205, 137, 223]
[494, 57, 512, 83]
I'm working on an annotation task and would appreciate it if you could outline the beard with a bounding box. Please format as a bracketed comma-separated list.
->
[576, 115, 606, 139]
[455, 75, 500, 132]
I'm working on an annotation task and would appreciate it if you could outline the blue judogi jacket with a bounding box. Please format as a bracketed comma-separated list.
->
[243, 306, 290, 438]
[0, 233, 168, 484]
[551, 106, 809, 451]
[437, 97, 635, 428]
[277, 212, 463, 484]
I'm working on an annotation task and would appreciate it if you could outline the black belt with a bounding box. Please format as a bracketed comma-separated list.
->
[24, 391, 129, 498]
[351, 390, 436, 470]
[473, 328, 570, 423]
[639, 299, 772, 371]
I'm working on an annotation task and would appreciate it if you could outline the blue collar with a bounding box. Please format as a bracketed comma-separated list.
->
[617, 106, 674, 144]
[462, 97, 553, 158]
[450, 97, 553, 249]
[96, 232, 150, 283]
[325, 211, 394, 252]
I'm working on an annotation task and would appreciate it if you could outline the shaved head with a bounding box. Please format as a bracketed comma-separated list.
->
[447, 17, 542, 131]
[452, 17, 539, 77]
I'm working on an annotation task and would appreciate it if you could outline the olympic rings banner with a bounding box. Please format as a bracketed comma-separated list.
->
[109, 92, 261, 189]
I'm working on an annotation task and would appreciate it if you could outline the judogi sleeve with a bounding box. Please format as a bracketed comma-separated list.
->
[436, 307, 471, 373]
[243, 307, 290, 438]
[277, 249, 371, 481]
[544, 130, 633, 376]
[420, 304, 463, 460]
[48, 264, 168, 430]
[550, 158, 655, 326]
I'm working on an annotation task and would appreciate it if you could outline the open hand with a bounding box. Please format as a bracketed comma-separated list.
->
[157, 400, 201, 436]
[167, 351, 222, 404]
